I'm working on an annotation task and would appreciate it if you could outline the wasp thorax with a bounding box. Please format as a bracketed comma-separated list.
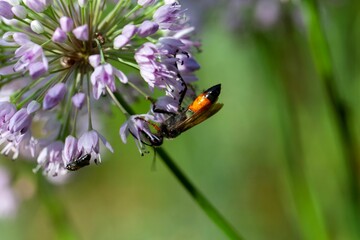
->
[60, 56, 76, 68]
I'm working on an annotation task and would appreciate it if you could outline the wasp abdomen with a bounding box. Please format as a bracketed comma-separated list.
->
[188, 84, 221, 113]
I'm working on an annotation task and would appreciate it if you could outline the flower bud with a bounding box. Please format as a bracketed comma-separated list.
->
[113, 35, 129, 49]
[30, 20, 45, 34]
[60, 16, 74, 32]
[23, 0, 51, 12]
[122, 24, 137, 38]
[138, 0, 155, 7]
[11, 5, 27, 19]
[13, 33, 30, 45]
[72, 93, 85, 109]
[137, 20, 159, 38]
[63, 136, 79, 164]
[88, 54, 100, 68]
[72, 25, 89, 41]
[52, 28, 67, 43]
[29, 62, 47, 79]
[43, 83, 67, 110]
[0, 1, 14, 20]
[78, 0, 87, 7]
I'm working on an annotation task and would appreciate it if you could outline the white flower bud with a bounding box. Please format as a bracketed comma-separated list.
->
[78, 0, 87, 7]
[30, 20, 44, 34]
[12, 5, 27, 19]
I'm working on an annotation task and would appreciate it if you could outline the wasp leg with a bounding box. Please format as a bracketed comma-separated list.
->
[174, 49, 193, 111]
[176, 72, 187, 112]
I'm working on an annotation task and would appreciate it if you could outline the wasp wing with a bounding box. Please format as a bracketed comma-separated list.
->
[168, 103, 223, 133]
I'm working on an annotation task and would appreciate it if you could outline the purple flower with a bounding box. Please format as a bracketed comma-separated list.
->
[153, 96, 179, 114]
[153, 2, 185, 30]
[59, 16, 74, 32]
[7, 108, 31, 135]
[120, 114, 161, 153]
[122, 24, 137, 38]
[0, 1, 14, 20]
[113, 35, 130, 49]
[158, 37, 185, 55]
[114, 24, 138, 49]
[36, 141, 65, 176]
[23, 0, 52, 12]
[72, 92, 86, 109]
[52, 28, 67, 43]
[135, 41, 184, 95]
[72, 24, 89, 41]
[0, 0, 202, 175]
[89, 54, 101, 68]
[13, 42, 48, 78]
[90, 63, 128, 99]
[11, 5, 27, 19]
[0, 102, 16, 129]
[3, 32, 30, 45]
[78, 130, 113, 163]
[29, 62, 48, 79]
[0, 101, 39, 159]
[137, 20, 159, 38]
[62, 135, 80, 166]
[43, 83, 67, 110]
[176, 54, 200, 72]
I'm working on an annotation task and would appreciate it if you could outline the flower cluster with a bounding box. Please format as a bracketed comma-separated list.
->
[0, 0, 201, 176]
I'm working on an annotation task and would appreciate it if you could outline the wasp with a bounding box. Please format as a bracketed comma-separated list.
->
[66, 153, 91, 171]
[134, 84, 223, 147]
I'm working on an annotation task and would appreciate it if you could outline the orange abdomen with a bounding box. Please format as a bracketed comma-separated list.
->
[188, 93, 212, 113]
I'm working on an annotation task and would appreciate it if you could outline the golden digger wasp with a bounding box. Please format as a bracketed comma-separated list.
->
[134, 84, 223, 147]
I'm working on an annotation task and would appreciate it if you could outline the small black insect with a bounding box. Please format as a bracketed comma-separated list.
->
[66, 154, 91, 171]
[95, 32, 106, 45]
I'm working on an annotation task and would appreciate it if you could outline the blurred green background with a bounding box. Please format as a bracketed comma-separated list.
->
[2, 0, 360, 239]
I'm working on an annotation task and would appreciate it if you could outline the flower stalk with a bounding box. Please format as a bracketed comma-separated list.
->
[299, 0, 360, 236]
[157, 148, 243, 240]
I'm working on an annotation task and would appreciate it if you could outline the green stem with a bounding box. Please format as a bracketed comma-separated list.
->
[113, 93, 243, 240]
[253, 32, 329, 240]
[156, 148, 243, 240]
[299, 0, 360, 235]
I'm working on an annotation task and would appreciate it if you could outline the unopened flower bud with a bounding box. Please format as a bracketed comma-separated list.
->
[72, 25, 88, 41]
[52, 28, 67, 43]
[72, 93, 85, 109]
[113, 35, 129, 49]
[60, 16, 74, 32]
[23, 0, 51, 12]
[122, 24, 137, 38]
[0, 1, 14, 20]
[137, 20, 159, 37]
[138, 0, 156, 7]
[78, 0, 87, 7]
[43, 83, 67, 110]
[89, 54, 101, 68]
[11, 5, 27, 19]
[30, 20, 45, 34]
